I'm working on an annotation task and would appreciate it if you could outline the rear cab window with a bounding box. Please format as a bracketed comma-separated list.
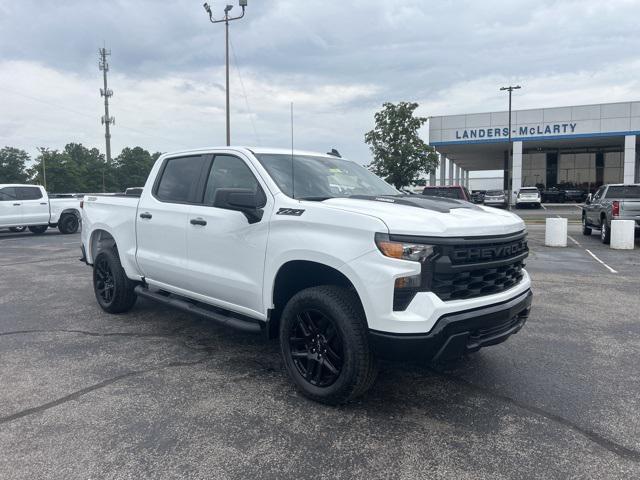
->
[604, 186, 640, 199]
[16, 186, 43, 200]
[154, 156, 208, 204]
[0, 187, 18, 201]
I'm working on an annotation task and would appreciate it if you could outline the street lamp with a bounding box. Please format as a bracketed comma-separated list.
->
[203, 1, 248, 146]
[500, 85, 521, 206]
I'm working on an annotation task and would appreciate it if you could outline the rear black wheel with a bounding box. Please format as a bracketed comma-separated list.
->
[28, 225, 48, 235]
[279, 285, 377, 404]
[93, 249, 137, 313]
[582, 215, 592, 235]
[58, 214, 79, 234]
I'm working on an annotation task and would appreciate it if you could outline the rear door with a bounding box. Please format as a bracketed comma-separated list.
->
[0, 187, 22, 227]
[135, 154, 210, 289]
[16, 186, 49, 225]
[185, 153, 272, 316]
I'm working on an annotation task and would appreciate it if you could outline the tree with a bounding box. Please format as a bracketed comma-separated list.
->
[112, 147, 160, 191]
[0, 147, 30, 183]
[364, 102, 439, 188]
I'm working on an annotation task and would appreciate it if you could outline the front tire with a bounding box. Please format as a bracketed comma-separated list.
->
[582, 215, 592, 235]
[93, 249, 137, 313]
[600, 219, 611, 244]
[58, 214, 79, 234]
[28, 225, 48, 235]
[279, 285, 377, 405]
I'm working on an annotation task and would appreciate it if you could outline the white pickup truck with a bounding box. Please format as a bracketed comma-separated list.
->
[0, 184, 82, 234]
[81, 147, 532, 404]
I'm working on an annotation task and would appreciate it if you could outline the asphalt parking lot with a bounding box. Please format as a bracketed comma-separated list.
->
[1, 226, 639, 479]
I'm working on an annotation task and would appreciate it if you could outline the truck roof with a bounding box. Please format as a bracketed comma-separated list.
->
[159, 146, 347, 160]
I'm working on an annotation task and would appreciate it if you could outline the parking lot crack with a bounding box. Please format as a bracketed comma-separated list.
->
[0, 356, 213, 425]
[432, 369, 640, 463]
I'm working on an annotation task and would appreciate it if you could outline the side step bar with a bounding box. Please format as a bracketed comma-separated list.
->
[134, 286, 263, 334]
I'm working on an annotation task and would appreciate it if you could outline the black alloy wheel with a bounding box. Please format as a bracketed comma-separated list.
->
[288, 309, 344, 388]
[60, 214, 79, 234]
[95, 255, 116, 305]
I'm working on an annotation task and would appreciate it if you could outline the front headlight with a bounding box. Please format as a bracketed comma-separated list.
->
[374, 233, 434, 262]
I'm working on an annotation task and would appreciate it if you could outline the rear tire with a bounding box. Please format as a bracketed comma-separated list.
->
[582, 215, 592, 235]
[28, 225, 48, 235]
[93, 249, 137, 313]
[9, 226, 26, 233]
[58, 214, 79, 234]
[279, 285, 377, 405]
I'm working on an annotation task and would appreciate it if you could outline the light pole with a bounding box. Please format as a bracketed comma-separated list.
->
[203, 1, 248, 146]
[500, 85, 521, 206]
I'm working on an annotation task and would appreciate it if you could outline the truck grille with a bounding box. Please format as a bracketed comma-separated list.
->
[427, 232, 528, 302]
[431, 260, 525, 301]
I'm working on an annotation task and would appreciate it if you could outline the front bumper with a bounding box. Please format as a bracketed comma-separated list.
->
[369, 289, 532, 363]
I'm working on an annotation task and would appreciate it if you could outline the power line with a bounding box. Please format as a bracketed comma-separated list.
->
[230, 38, 261, 146]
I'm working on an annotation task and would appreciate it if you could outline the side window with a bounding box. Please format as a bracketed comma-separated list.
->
[203, 155, 259, 205]
[155, 156, 207, 203]
[17, 187, 43, 200]
[0, 187, 17, 201]
[593, 187, 605, 201]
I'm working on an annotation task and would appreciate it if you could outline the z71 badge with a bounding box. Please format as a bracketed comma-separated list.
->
[276, 208, 305, 216]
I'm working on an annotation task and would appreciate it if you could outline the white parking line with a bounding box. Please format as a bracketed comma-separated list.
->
[540, 203, 547, 210]
[567, 235, 581, 246]
[585, 249, 618, 274]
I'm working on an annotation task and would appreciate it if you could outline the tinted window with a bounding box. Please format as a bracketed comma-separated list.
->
[422, 187, 464, 199]
[155, 156, 206, 203]
[593, 187, 605, 201]
[605, 186, 640, 199]
[0, 187, 17, 201]
[16, 186, 43, 200]
[204, 155, 259, 205]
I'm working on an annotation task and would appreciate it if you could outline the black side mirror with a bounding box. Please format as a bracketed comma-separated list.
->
[213, 188, 266, 223]
[585, 196, 591, 205]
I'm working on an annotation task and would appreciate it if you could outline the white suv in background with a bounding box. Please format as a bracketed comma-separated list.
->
[516, 187, 542, 209]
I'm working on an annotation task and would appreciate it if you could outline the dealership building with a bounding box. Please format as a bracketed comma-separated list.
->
[427, 101, 640, 195]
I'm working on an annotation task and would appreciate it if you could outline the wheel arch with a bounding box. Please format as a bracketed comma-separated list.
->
[268, 260, 365, 339]
[89, 228, 118, 264]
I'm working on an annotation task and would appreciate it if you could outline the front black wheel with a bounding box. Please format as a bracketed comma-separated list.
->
[28, 225, 48, 235]
[93, 249, 137, 313]
[582, 215, 592, 235]
[58, 214, 79, 234]
[279, 286, 377, 405]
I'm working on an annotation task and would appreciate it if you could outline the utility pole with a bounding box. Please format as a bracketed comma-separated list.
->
[203, 1, 248, 146]
[99, 47, 115, 163]
[500, 85, 521, 207]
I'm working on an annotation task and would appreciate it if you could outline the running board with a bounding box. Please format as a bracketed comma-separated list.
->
[134, 286, 263, 334]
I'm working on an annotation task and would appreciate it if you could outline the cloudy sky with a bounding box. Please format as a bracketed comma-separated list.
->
[1, 0, 640, 163]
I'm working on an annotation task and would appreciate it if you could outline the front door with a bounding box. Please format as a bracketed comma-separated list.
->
[16, 186, 50, 225]
[186, 154, 272, 317]
[135, 154, 209, 289]
[0, 187, 22, 227]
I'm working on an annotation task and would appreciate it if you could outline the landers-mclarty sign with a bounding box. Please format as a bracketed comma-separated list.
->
[455, 122, 578, 140]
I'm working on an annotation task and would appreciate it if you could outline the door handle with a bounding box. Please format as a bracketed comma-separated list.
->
[139, 212, 152, 219]
[13, 203, 21, 206]
[40, 202, 48, 205]
[190, 218, 207, 226]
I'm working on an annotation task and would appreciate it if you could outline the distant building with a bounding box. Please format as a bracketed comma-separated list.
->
[428, 101, 640, 194]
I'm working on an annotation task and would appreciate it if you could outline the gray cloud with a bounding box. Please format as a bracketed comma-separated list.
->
[1, 0, 640, 161]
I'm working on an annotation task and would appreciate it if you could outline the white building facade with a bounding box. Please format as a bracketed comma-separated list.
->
[428, 101, 640, 197]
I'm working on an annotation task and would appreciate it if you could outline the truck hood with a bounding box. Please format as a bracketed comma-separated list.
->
[320, 195, 525, 237]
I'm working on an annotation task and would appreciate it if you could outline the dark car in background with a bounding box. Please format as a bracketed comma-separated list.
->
[541, 187, 566, 203]
[422, 185, 471, 202]
[563, 189, 587, 203]
[471, 190, 486, 204]
[483, 189, 509, 209]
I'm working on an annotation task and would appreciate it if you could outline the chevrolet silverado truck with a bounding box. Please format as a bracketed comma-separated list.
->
[582, 183, 640, 243]
[80, 147, 532, 404]
[0, 184, 81, 234]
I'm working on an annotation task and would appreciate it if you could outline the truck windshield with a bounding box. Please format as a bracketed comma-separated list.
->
[254, 153, 399, 199]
